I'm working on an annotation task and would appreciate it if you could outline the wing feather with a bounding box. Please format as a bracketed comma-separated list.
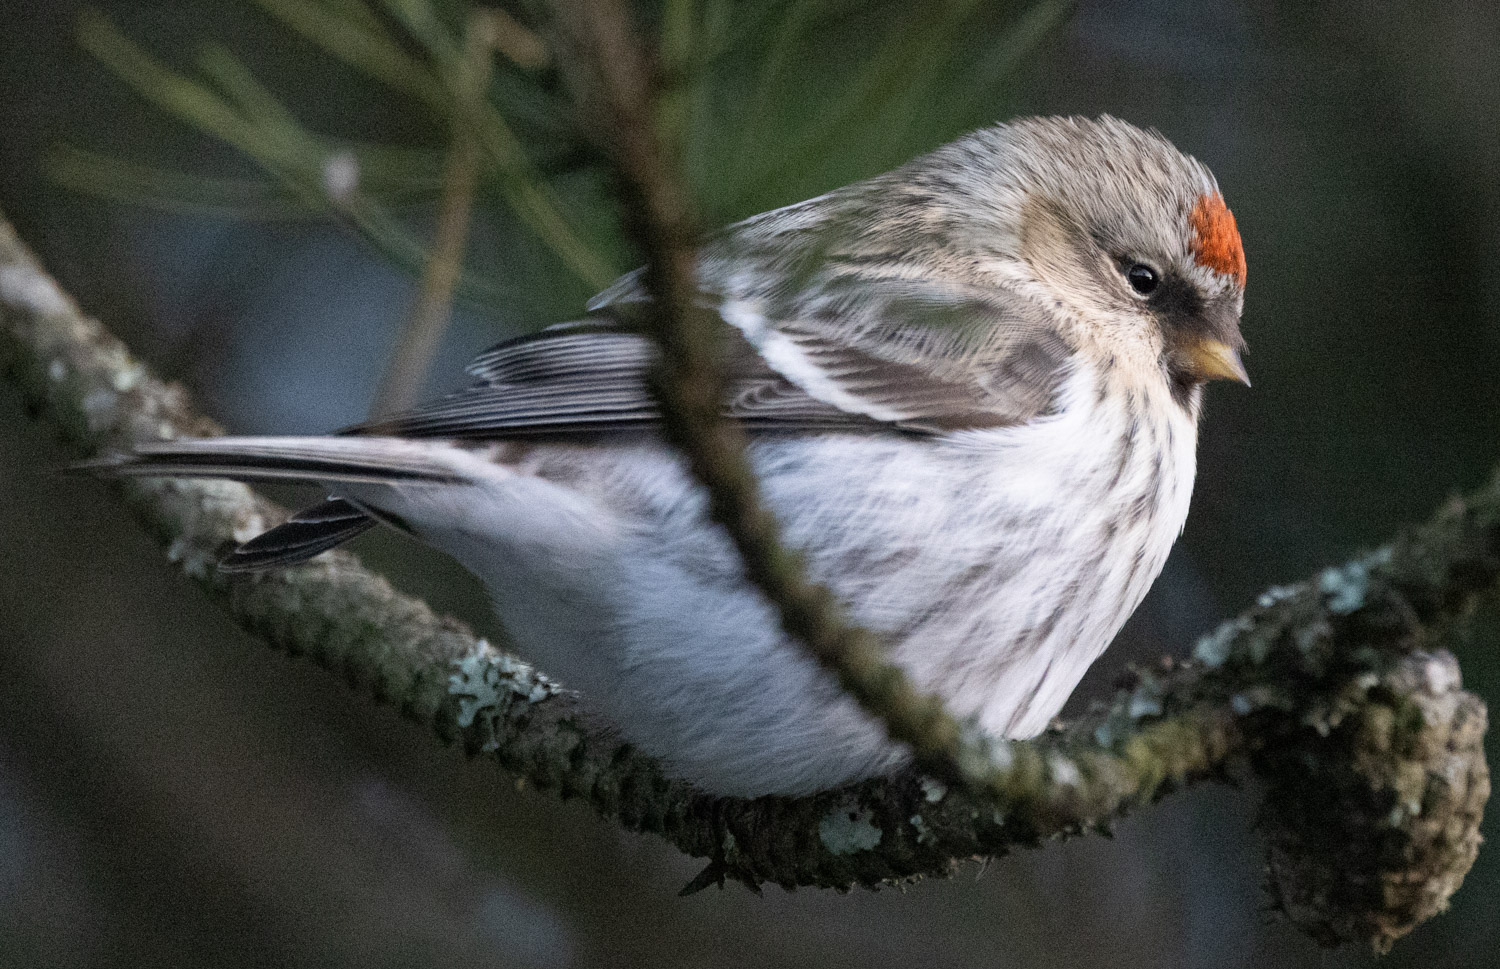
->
[355, 200, 1071, 440]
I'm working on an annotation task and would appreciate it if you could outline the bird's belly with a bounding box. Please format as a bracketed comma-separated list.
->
[758, 425, 1192, 740]
[431, 401, 1194, 796]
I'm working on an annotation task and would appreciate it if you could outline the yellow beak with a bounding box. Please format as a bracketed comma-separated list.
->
[1182, 338, 1250, 386]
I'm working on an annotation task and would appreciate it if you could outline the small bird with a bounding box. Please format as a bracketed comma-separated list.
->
[95, 116, 1248, 796]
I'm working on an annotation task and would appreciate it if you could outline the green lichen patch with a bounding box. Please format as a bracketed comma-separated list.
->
[448, 647, 560, 751]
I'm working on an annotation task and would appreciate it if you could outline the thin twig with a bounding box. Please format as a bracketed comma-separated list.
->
[485, 7, 550, 71]
[370, 10, 496, 418]
[49, 143, 457, 220]
[551, 0, 978, 788]
[73, 12, 513, 308]
[76, 8, 616, 294]
[369, 0, 618, 288]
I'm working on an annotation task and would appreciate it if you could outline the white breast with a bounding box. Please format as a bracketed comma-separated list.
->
[754, 361, 1198, 740]
[387, 363, 1198, 795]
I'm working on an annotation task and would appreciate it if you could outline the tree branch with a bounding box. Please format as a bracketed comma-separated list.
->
[0, 176, 1490, 956]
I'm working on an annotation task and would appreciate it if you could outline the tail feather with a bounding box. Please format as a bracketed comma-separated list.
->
[219, 497, 377, 572]
[78, 436, 466, 485]
[76, 436, 474, 572]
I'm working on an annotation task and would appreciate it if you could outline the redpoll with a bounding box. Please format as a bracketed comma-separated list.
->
[95, 116, 1248, 796]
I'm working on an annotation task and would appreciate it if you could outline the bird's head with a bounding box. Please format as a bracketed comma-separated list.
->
[928, 116, 1250, 395]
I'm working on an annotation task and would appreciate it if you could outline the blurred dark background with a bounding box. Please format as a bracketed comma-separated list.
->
[2, 1, 1499, 966]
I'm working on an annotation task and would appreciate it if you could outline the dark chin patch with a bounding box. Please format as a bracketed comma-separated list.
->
[1152, 273, 1208, 336]
[1152, 273, 1241, 393]
[1168, 373, 1203, 413]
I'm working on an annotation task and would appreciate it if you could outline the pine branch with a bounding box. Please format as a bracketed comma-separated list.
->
[0, 184, 1489, 955]
[370, 9, 497, 418]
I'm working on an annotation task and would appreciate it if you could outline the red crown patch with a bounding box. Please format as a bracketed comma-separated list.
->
[1189, 193, 1247, 287]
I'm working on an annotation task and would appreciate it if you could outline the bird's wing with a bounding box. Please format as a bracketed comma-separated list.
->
[355, 278, 1069, 440]
[355, 188, 1072, 440]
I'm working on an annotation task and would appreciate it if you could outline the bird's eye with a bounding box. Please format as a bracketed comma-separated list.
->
[1126, 264, 1160, 296]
